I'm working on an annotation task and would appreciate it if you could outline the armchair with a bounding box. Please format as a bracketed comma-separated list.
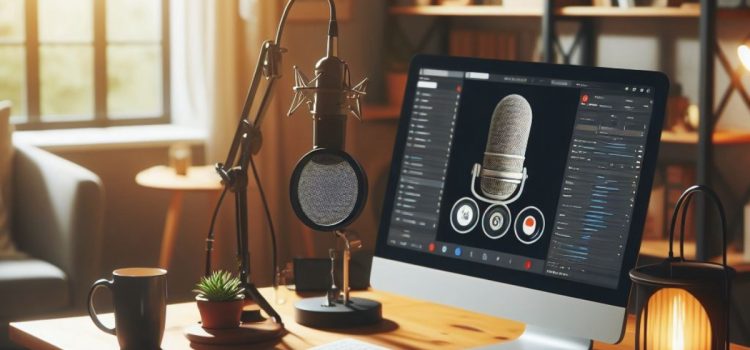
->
[0, 141, 104, 347]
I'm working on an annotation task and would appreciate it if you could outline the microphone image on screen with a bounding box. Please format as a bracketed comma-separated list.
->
[470, 94, 532, 204]
[458, 94, 532, 239]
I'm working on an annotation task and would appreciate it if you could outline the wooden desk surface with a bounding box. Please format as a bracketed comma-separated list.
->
[10, 288, 750, 350]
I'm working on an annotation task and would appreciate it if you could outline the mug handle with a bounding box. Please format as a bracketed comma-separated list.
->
[87, 279, 116, 335]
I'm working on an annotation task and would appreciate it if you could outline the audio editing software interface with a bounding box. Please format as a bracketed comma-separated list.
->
[386, 68, 655, 289]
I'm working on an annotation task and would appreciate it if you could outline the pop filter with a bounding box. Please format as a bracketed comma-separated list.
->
[289, 148, 381, 328]
[289, 148, 368, 232]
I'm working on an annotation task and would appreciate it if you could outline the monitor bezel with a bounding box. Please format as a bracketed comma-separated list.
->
[374, 54, 669, 307]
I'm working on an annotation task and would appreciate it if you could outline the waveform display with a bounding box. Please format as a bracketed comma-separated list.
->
[544, 93, 651, 288]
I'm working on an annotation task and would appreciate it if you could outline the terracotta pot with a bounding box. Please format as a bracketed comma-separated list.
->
[195, 296, 244, 329]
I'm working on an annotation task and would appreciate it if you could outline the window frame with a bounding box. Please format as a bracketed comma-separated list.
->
[12, 0, 170, 131]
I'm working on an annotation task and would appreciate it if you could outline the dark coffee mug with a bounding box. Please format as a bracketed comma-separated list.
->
[88, 268, 167, 350]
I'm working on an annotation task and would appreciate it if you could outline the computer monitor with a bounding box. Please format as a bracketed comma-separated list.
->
[372, 55, 668, 349]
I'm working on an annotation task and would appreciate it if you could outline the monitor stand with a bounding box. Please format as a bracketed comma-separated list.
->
[475, 325, 592, 350]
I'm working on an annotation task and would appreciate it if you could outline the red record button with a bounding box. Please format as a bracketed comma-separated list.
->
[524, 260, 532, 270]
[523, 216, 536, 236]
[514, 206, 545, 245]
[428, 242, 436, 252]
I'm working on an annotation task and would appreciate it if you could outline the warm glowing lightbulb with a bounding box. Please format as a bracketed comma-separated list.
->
[740, 42, 750, 71]
[671, 293, 685, 350]
[640, 288, 711, 350]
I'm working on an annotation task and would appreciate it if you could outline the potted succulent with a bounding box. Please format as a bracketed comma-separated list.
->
[193, 270, 245, 329]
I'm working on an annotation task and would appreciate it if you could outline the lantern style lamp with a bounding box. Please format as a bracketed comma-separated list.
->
[739, 35, 750, 71]
[630, 185, 734, 350]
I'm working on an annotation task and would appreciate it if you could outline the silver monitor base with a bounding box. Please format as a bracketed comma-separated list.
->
[474, 325, 593, 350]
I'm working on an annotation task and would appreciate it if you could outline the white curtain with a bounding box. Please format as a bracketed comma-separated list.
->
[170, 0, 302, 285]
[171, 0, 242, 161]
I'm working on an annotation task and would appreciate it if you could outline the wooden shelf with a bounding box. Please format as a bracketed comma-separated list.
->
[559, 5, 699, 17]
[561, 6, 750, 18]
[661, 130, 750, 145]
[389, 5, 542, 17]
[389, 5, 750, 19]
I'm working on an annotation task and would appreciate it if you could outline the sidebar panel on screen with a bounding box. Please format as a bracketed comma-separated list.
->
[545, 91, 653, 288]
[387, 69, 463, 251]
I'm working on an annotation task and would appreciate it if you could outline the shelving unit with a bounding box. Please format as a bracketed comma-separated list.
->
[542, 0, 750, 261]
[380, 0, 750, 260]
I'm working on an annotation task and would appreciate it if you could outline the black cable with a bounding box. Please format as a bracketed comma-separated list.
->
[276, 0, 337, 46]
[205, 186, 229, 277]
[249, 156, 279, 289]
[204, 160, 278, 291]
[327, 0, 338, 37]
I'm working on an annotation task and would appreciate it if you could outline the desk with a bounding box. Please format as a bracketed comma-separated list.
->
[9, 288, 750, 349]
[135, 165, 223, 268]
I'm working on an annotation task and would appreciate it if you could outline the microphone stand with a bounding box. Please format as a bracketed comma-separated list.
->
[204, 0, 345, 326]
[206, 0, 302, 325]
[210, 39, 284, 325]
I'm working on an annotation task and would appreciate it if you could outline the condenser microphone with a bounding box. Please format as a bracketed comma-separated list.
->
[480, 94, 532, 201]
[286, 5, 368, 232]
[288, 21, 367, 151]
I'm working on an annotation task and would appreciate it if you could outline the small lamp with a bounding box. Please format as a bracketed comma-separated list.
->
[739, 35, 750, 71]
[630, 185, 734, 350]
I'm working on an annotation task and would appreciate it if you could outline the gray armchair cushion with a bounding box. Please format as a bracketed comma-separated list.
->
[11, 142, 105, 311]
[0, 100, 18, 258]
[0, 259, 68, 320]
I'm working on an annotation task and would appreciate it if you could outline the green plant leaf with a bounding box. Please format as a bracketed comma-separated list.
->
[193, 270, 245, 302]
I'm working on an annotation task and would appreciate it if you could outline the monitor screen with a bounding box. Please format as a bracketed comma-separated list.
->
[375, 55, 668, 307]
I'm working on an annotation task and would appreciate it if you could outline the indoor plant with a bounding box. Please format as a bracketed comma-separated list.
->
[193, 270, 245, 329]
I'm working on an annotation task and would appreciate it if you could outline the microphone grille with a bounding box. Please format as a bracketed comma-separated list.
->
[481, 94, 532, 200]
[295, 153, 361, 228]
[486, 94, 532, 158]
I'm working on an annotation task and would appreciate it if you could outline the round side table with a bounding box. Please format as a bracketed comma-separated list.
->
[135, 165, 223, 269]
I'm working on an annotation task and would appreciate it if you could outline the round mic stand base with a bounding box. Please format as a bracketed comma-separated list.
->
[294, 297, 382, 328]
[294, 230, 382, 328]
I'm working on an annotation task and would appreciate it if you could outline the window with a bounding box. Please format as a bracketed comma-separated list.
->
[0, 0, 169, 130]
